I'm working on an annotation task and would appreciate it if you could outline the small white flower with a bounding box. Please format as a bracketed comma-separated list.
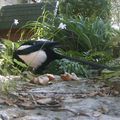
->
[37, 38, 48, 41]
[112, 24, 120, 30]
[14, 19, 19, 25]
[36, 0, 41, 3]
[58, 23, 66, 29]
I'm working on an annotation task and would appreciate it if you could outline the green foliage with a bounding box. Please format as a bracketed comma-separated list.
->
[42, 49, 89, 77]
[45, 59, 89, 77]
[85, 51, 112, 64]
[58, 59, 89, 77]
[54, 16, 114, 53]
[106, 30, 120, 58]
[24, 13, 114, 56]
[59, 0, 111, 20]
[0, 40, 27, 75]
[0, 80, 17, 95]
[21, 11, 58, 40]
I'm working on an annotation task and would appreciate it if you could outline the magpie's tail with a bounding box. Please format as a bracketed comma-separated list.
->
[58, 54, 112, 70]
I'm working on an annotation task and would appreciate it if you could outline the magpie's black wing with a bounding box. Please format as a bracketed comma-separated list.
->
[20, 40, 35, 46]
[16, 40, 60, 55]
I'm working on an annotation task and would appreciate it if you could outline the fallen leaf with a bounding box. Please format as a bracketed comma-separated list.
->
[61, 72, 79, 81]
[38, 76, 50, 85]
[30, 77, 39, 84]
[31, 76, 49, 85]
[71, 73, 80, 80]
[19, 102, 35, 109]
[61, 73, 72, 81]
[88, 91, 98, 97]
[18, 96, 30, 102]
[37, 98, 52, 104]
[46, 74, 55, 81]
[5, 99, 15, 106]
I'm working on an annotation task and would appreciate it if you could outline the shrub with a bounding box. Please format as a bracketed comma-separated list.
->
[59, 0, 111, 20]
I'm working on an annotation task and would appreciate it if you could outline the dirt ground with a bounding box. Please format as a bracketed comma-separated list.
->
[0, 74, 120, 120]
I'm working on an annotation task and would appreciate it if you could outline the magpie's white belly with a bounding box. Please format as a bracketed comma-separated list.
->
[18, 50, 47, 68]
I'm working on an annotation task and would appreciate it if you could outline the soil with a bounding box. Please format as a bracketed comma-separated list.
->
[0, 75, 120, 120]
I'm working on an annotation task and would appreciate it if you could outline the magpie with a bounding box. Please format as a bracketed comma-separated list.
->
[13, 39, 63, 73]
[13, 39, 113, 74]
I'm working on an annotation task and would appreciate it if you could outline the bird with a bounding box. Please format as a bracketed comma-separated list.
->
[13, 39, 63, 73]
[13, 39, 113, 74]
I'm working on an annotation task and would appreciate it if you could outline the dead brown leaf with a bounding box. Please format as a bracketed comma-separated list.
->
[19, 101, 35, 109]
[61, 72, 79, 81]
[61, 73, 73, 81]
[30, 76, 49, 85]
[46, 74, 55, 81]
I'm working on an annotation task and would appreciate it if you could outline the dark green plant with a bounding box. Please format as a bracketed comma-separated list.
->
[45, 59, 89, 77]
[54, 16, 114, 52]
[0, 40, 28, 75]
[59, 0, 111, 20]
[85, 51, 112, 64]
[21, 11, 57, 40]
[0, 79, 17, 95]
[58, 59, 89, 77]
